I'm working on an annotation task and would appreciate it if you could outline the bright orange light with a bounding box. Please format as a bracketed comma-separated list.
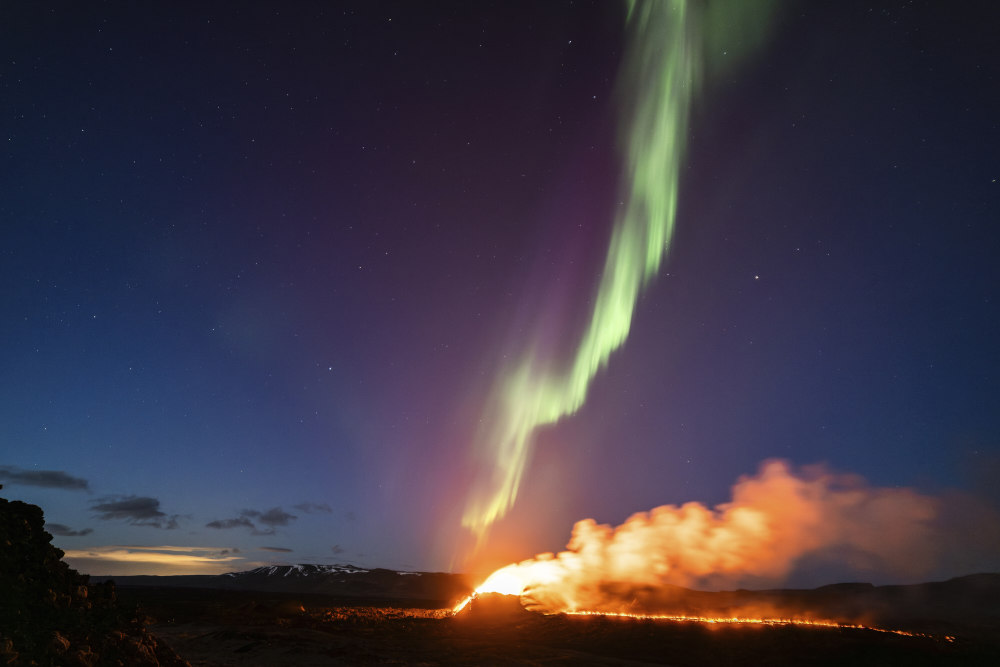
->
[451, 590, 952, 642]
[459, 460, 940, 613]
[563, 611, 952, 641]
[451, 460, 952, 639]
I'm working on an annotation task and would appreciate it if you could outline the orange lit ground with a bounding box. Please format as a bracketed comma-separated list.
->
[123, 587, 996, 666]
[565, 610, 945, 637]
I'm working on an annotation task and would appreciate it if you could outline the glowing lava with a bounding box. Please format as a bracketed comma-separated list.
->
[452, 590, 952, 642]
[563, 611, 952, 641]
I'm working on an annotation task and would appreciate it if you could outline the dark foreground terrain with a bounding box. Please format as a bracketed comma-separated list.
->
[119, 586, 999, 666]
[4, 491, 998, 666]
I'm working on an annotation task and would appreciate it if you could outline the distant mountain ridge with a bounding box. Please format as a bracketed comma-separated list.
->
[91, 564, 1000, 633]
[92, 563, 471, 604]
[225, 563, 415, 578]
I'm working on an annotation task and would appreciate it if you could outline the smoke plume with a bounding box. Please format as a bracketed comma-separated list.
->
[478, 460, 949, 613]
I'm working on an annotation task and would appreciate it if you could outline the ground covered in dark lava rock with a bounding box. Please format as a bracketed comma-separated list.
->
[125, 587, 997, 666]
[4, 491, 998, 666]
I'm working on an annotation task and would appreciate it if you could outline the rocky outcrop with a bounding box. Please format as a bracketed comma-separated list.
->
[0, 488, 189, 666]
[453, 593, 535, 623]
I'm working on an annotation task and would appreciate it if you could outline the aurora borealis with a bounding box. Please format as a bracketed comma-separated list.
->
[3, 1, 999, 582]
[461, 0, 780, 543]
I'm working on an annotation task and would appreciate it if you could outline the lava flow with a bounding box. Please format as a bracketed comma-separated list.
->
[562, 611, 951, 640]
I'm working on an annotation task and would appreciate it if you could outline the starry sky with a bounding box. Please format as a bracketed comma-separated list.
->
[2, 1, 998, 582]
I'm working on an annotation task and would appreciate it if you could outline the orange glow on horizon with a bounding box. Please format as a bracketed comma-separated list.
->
[62, 545, 247, 576]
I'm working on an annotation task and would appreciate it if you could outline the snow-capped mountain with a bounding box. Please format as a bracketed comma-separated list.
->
[227, 563, 386, 578]
[92, 563, 469, 603]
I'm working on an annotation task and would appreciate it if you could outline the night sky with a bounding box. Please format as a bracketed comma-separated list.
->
[3, 1, 998, 583]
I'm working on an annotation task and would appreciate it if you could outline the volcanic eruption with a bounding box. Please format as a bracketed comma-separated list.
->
[455, 0, 997, 632]
[456, 461, 943, 616]
[459, 0, 785, 602]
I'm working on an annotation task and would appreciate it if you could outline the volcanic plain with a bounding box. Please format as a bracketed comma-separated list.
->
[115, 573, 1000, 666]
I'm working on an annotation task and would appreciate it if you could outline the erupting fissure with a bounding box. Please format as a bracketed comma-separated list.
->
[452, 2, 981, 646]
[450, 595, 952, 642]
[455, 461, 944, 626]
[461, 0, 778, 542]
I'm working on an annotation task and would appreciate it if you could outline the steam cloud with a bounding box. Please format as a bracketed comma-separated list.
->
[483, 460, 966, 613]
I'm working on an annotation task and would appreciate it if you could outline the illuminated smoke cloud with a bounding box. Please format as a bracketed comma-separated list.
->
[475, 460, 948, 613]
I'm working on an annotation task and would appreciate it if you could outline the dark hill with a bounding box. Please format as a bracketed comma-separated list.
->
[93, 563, 471, 606]
[0, 488, 189, 666]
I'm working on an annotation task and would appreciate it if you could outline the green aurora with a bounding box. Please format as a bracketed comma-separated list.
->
[462, 0, 779, 542]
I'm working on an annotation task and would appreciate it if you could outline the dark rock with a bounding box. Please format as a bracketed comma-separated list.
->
[453, 593, 536, 623]
[0, 489, 190, 666]
[50, 630, 71, 654]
